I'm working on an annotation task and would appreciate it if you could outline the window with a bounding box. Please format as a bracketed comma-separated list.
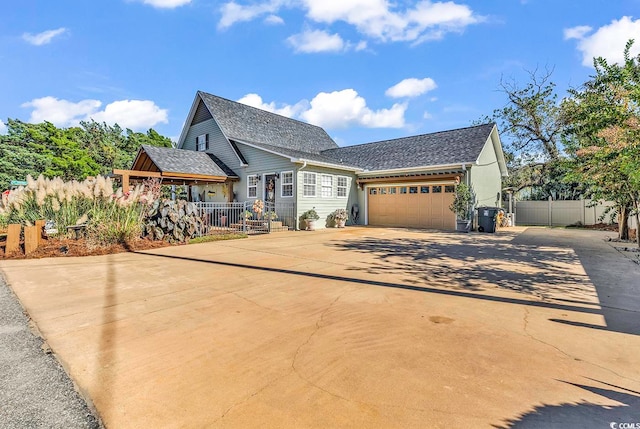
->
[247, 175, 258, 198]
[380, 187, 387, 195]
[399, 187, 407, 194]
[337, 176, 348, 198]
[303, 172, 316, 197]
[409, 186, 418, 194]
[369, 188, 377, 195]
[420, 186, 430, 193]
[281, 171, 293, 197]
[321, 175, 333, 198]
[445, 185, 455, 193]
[432, 185, 442, 193]
[389, 187, 396, 194]
[196, 134, 208, 151]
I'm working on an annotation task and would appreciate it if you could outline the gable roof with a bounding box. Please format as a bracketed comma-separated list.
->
[322, 123, 497, 171]
[197, 91, 338, 154]
[134, 145, 238, 178]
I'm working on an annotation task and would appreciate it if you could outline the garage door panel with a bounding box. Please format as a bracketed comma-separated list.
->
[367, 183, 456, 230]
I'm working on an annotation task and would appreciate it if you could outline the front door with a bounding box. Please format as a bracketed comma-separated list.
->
[265, 174, 277, 205]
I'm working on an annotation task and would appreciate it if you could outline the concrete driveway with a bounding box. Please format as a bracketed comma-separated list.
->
[1, 227, 639, 428]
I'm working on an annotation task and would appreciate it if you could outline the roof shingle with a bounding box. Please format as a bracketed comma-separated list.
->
[199, 91, 338, 154]
[141, 145, 237, 177]
[321, 123, 495, 171]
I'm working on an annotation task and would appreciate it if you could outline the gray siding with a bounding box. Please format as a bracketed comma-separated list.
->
[232, 143, 297, 202]
[296, 166, 358, 229]
[183, 118, 241, 171]
[469, 137, 502, 207]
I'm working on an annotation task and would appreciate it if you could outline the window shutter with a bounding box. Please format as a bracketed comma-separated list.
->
[205, 134, 209, 150]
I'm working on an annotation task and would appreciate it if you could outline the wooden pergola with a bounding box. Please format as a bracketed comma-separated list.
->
[112, 169, 233, 198]
[112, 146, 237, 201]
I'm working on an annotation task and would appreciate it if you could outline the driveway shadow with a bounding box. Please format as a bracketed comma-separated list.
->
[330, 228, 640, 336]
[494, 379, 640, 428]
[331, 232, 593, 300]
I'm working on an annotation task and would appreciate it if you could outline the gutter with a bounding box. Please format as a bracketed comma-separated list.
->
[294, 158, 363, 172]
[357, 162, 472, 177]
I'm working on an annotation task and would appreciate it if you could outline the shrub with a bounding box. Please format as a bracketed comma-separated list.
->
[300, 209, 320, 221]
[329, 208, 348, 221]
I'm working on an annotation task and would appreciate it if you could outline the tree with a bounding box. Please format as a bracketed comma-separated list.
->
[487, 68, 578, 199]
[0, 119, 173, 190]
[562, 40, 640, 244]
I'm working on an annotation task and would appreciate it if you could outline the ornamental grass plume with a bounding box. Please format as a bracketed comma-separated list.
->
[51, 197, 61, 212]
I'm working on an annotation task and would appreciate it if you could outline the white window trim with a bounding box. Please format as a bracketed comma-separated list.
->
[247, 174, 258, 199]
[196, 134, 207, 152]
[280, 171, 294, 198]
[321, 174, 333, 198]
[302, 172, 317, 198]
[337, 176, 348, 198]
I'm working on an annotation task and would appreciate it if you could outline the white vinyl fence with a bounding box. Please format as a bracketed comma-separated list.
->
[514, 198, 637, 228]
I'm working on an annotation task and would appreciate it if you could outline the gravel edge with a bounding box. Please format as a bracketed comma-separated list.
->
[0, 274, 102, 429]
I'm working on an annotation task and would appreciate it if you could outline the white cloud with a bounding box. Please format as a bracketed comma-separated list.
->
[301, 89, 406, 129]
[237, 93, 306, 117]
[218, 0, 480, 44]
[22, 97, 101, 125]
[238, 89, 407, 129]
[21, 96, 168, 130]
[563, 25, 592, 40]
[219, 0, 286, 29]
[90, 100, 169, 129]
[565, 17, 640, 66]
[385, 77, 437, 98]
[287, 29, 345, 53]
[264, 14, 284, 25]
[139, 0, 191, 8]
[423, 111, 432, 119]
[0, 120, 7, 135]
[22, 28, 67, 46]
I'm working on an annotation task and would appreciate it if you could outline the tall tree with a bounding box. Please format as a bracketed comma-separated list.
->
[488, 68, 578, 199]
[0, 119, 173, 190]
[563, 40, 640, 244]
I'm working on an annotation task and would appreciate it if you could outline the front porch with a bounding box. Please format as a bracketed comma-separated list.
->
[193, 201, 296, 236]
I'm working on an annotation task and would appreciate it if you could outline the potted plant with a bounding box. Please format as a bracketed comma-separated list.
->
[449, 183, 473, 232]
[330, 208, 348, 228]
[300, 209, 320, 231]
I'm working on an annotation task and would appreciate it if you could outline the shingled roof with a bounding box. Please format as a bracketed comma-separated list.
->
[198, 91, 338, 154]
[139, 145, 237, 178]
[322, 123, 496, 171]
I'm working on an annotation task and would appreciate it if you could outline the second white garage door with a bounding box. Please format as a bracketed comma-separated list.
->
[367, 184, 456, 229]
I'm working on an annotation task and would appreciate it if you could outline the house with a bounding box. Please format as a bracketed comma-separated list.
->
[126, 91, 508, 230]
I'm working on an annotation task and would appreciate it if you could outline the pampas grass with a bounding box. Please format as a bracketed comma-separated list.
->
[0, 174, 159, 245]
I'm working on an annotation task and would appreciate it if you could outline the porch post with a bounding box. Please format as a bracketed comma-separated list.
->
[122, 173, 130, 193]
[226, 182, 234, 203]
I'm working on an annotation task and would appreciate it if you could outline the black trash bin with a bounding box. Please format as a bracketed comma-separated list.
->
[476, 206, 500, 233]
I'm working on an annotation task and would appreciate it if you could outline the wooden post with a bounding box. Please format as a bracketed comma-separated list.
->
[24, 225, 39, 255]
[6, 224, 21, 254]
[227, 182, 234, 203]
[35, 219, 45, 246]
[122, 172, 130, 193]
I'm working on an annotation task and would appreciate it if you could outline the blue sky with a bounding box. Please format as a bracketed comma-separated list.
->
[2, 0, 639, 147]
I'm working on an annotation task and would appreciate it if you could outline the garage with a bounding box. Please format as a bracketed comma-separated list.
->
[367, 183, 457, 229]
